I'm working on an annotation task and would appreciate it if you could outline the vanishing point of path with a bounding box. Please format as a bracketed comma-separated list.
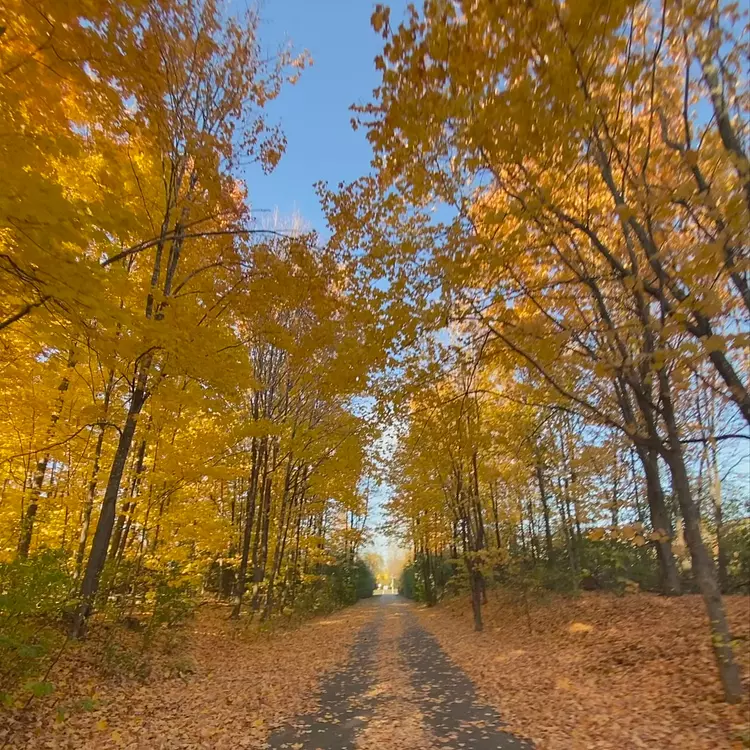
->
[268, 595, 533, 750]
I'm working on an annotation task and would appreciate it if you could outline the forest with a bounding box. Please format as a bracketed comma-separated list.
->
[1, 0, 749, 748]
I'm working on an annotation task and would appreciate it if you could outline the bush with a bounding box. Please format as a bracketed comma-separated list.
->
[283, 556, 376, 618]
[353, 558, 377, 600]
[95, 557, 201, 633]
[400, 538, 668, 607]
[399, 553, 462, 603]
[578, 537, 663, 593]
[0, 551, 73, 701]
[0, 550, 73, 619]
[321, 557, 376, 606]
[724, 520, 750, 593]
[399, 562, 418, 600]
[151, 574, 198, 629]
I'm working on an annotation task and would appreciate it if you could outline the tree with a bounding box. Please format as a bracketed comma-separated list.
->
[0, 0, 390, 655]
[323, 0, 748, 702]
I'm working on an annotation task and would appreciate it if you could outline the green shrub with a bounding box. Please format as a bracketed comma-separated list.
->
[578, 537, 662, 593]
[284, 556, 376, 618]
[399, 562, 418, 600]
[724, 520, 750, 593]
[0, 550, 73, 618]
[0, 551, 73, 701]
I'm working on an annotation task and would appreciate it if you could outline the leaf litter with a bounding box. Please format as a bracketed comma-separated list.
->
[415, 591, 750, 750]
[4, 593, 748, 750]
[1, 604, 375, 749]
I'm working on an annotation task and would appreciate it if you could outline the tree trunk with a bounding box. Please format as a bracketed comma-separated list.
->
[555, 482, 579, 578]
[664, 444, 742, 702]
[468, 560, 483, 632]
[489, 482, 502, 549]
[637, 446, 681, 595]
[526, 498, 538, 561]
[17, 455, 50, 559]
[110, 438, 147, 561]
[707, 438, 729, 592]
[70, 363, 149, 638]
[18, 352, 75, 557]
[231, 437, 261, 618]
[421, 546, 436, 606]
[250, 444, 273, 614]
[535, 461, 554, 561]
[658, 371, 742, 703]
[76, 426, 106, 578]
[262, 456, 297, 621]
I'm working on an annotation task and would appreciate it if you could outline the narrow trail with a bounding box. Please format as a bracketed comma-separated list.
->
[268, 595, 532, 750]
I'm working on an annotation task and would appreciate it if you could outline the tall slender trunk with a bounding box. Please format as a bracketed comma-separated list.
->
[18, 456, 50, 559]
[614, 371, 681, 594]
[518, 498, 527, 556]
[250, 443, 273, 614]
[610, 465, 619, 527]
[708, 440, 728, 592]
[636, 445, 681, 595]
[489, 482, 502, 549]
[76, 423, 109, 577]
[110, 437, 147, 561]
[288, 506, 304, 605]
[699, 378, 729, 593]
[658, 369, 742, 703]
[629, 449, 647, 526]
[555, 484, 578, 577]
[231, 436, 261, 618]
[70, 363, 149, 637]
[18, 350, 75, 558]
[559, 476, 576, 560]
[468, 557, 483, 632]
[526, 498, 538, 561]
[263, 459, 299, 620]
[420, 543, 436, 606]
[535, 461, 554, 561]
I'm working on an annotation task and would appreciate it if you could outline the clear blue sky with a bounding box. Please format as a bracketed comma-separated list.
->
[242, 0, 407, 235]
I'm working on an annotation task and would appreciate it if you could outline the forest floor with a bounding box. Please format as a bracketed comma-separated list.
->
[416, 590, 750, 750]
[1, 592, 749, 749]
[1, 603, 369, 749]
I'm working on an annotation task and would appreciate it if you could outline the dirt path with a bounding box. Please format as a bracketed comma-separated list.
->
[267, 595, 532, 750]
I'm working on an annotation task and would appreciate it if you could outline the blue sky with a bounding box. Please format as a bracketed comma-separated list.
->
[242, 0, 407, 235]
[241, 1, 410, 563]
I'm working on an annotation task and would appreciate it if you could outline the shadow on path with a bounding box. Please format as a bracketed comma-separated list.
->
[267, 595, 533, 749]
[401, 606, 534, 749]
[266, 599, 384, 749]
